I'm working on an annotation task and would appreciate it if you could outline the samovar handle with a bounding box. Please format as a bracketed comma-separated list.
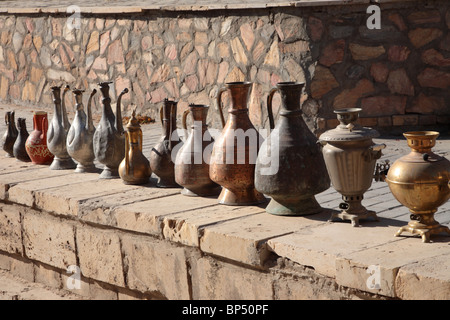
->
[216, 87, 227, 128]
[266, 87, 278, 130]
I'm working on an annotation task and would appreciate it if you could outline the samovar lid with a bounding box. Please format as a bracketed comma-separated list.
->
[319, 108, 380, 142]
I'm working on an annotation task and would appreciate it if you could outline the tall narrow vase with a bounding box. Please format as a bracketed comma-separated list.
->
[93, 82, 128, 179]
[175, 104, 221, 197]
[2, 111, 18, 157]
[150, 99, 181, 188]
[386, 131, 450, 243]
[255, 82, 330, 215]
[47, 85, 77, 170]
[209, 82, 266, 206]
[13, 118, 31, 162]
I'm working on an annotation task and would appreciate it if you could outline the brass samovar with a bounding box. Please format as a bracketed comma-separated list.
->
[386, 131, 450, 243]
[319, 108, 386, 227]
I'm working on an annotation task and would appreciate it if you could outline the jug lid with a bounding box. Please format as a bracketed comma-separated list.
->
[319, 108, 380, 142]
[126, 109, 141, 131]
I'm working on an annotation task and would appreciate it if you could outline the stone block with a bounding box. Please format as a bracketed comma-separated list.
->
[409, 28, 443, 48]
[34, 263, 62, 289]
[360, 96, 406, 117]
[23, 211, 77, 270]
[349, 43, 385, 60]
[392, 114, 419, 126]
[0, 204, 22, 255]
[10, 256, 34, 282]
[189, 254, 273, 300]
[121, 234, 190, 300]
[311, 66, 339, 99]
[76, 226, 124, 287]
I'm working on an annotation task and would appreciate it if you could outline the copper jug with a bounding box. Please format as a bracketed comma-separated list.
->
[119, 109, 152, 185]
[386, 131, 450, 242]
[255, 82, 330, 215]
[175, 104, 221, 197]
[47, 85, 77, 170]
[93, 82, 128, 179]
[13, 118, 31, 162]
[209, 82, 266, 205]
[66, 88, 98, 173]
[2, 111, 18, 157]
[150, 99, 181, 188]
[319, 108, 386, 227]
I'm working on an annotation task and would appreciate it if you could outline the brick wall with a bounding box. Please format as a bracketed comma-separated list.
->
[0, 1, 449, 135]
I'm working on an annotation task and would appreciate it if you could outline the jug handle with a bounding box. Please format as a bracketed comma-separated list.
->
[41, 116, 48, 142]
[168, 103, 175, 152]
[4, 112, 9, 125]
[181, 109, 190, 142]
[216, 87, 226, 128]
[267, 87, 278, 130]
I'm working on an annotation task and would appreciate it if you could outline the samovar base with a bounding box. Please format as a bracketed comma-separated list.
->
[181, 186, 222, 197]
[218, 187, 267, 206]
[266, 196, 323, 216]
[49, 156, 77, 170]
[99, 166, 120, 179]
[329, 194, 379, 227]
[395, 212, 450, 243]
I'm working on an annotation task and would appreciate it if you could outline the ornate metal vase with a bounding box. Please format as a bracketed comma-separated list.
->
[175, 104, 221, 197]
[255, 82, 330, 216]
[150, 99, 181, 188]
[386, 131, 450, 243]
[2, 111, 18, 157]
[119, 109, 152, 185]
[319, 108, 385, 226]
[93, 82, 128, 179]
[47, 85, 77, 170]
[13, 118, 31, 162]
[209, 81, 266, 206]
[25, 111, 54, 165]
[67, 88, 98, 173]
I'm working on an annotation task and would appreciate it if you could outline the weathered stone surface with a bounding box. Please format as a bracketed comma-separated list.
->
[23, 212, 76, 270]
[310, 66, 339, 99]
[408, 93, 446, 114]
[333, 79, 375, 110]
[230, 37, 248, 65]
[388, 45, 410, 62]
[417, 68, 450, 88]
[86, 31, 99, 55]
[370, 62, 389, 83]
[121, 235, 190, 299]
[0, 204, 22, 255]
[349, 43, 385, 60]
[407, 10, 441, 24]
[392, 114, 419, 126]
[263, 39, 280, 68]
[388, 13, 407, 31]
[421, 48, 450, 66]
[240, 22, 254, 51]
[409, 28, 443, 48]
[107, 39, 125, 64]
[308, 16, 324, 41]
[387, 69, 414, 96]
[76, 226, 124, 287]
[360, 95, 406, 117]
[319, 39, 345, 67]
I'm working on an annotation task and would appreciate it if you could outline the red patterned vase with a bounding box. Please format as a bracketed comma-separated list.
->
[25, 111, 54, 165]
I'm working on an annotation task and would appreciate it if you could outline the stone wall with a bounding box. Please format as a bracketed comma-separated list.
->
[0, 1, 449, 134]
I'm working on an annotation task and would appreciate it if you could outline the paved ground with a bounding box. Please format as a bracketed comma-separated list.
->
[1, 102, 449, 299]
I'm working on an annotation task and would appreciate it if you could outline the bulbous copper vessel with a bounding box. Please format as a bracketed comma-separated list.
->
[319, 108, 385, 226]
[119, 109, 152, 185]
[175, 104, 221, 197]
[209, 82, 266, 206]
[150, 99, 181, 188]
[386, 131, 450, 243]
[255, 82, 330, 216]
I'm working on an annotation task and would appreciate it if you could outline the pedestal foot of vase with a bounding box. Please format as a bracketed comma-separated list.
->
[266, 196, 323, 216]
[49, 157, 77, 170]
[181, 186, 222, 197]
[100, 166, 119, 179]
[75, 163, 99, 173]
[218, 188, 267, 206]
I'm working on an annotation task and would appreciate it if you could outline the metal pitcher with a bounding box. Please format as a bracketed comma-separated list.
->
[13, 118, 31, 162]
[47, 85, 77, 170]
[2, 111, 18, 157]
[67, 88, 98, 173]
[93, 81, 128, 179]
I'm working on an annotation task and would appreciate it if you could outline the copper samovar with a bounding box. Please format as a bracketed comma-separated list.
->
[386, 131, 450, 243]
[319, 108, 386, 226]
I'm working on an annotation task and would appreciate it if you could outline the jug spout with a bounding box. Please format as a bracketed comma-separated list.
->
[116, 88, 128, 135]
[87, 88, 97, 133]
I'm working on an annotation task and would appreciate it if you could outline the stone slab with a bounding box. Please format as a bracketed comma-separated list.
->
[112, 193, 219, 237]
[199, 209, 332, 267]
[0, 203, 22, 255]
[335, 237, 450, 297]
[267, 220, 403, 278]
[162, 204, 266, 247]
